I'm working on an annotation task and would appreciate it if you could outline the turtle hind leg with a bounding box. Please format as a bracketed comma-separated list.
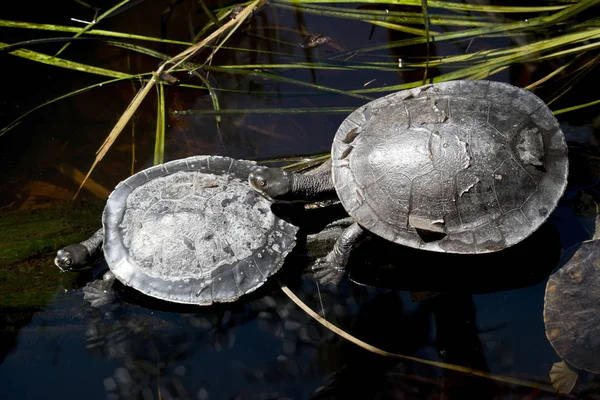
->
[311, 222, 365, 285]
[83, 271, 119, 308]
[549, 360, 578, 394]
[55, 228, 104, 271]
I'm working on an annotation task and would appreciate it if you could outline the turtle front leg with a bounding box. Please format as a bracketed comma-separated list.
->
[82, 271, 119, 308]
[54, 228, 104, 271]
[312, 222, 365, 285]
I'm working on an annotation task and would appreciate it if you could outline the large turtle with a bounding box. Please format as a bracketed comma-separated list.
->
[248, 80, 568, 283]
[543, 239, 600, 394]
[54, 155, 298, 306]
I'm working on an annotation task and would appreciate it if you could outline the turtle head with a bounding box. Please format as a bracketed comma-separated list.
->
[248, 167, 294, 202]
[54, 244, 92, 272]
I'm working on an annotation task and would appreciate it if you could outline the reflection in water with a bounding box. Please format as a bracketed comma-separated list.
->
[73, 282, 337, 399]
[311, 291, 435, 399]
[425, 295, 494, 399]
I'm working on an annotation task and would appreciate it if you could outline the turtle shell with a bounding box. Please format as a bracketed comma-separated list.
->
[331, 80, 568, 253]
[544, 240, 600, 373]
[102, 156, 298, 305]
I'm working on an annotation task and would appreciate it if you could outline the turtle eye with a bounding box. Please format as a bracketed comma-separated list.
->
[256, 176, 267, 187]
[65, 259, 72, 266]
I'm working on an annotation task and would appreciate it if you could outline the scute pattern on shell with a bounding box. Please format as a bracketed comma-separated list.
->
[102, 156, 298, 305]
[544, 240, 600, 373]
[331, 80, 568, 253]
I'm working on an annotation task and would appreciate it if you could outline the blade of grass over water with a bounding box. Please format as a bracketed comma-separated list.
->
[198, 0, 222, 29]
[546, 55, 600, 106]
[191, 71, 222, 123]
[0, 20, 192, 46]
[421, 0, 431, 84]
[104, 41, 225, 121]
[129, 81, 137, 175]
[0, 37, 92, 52]
[279, 282, 560, 394]
[367, 20, 437, 36]
[174, 107, 355, 116]
[153, 81, 166, 165]
[525, 54, 585, 90]
[108, 39, 360, 71]
[554, 98, 600, 115]
[203, 66, 373, 100]
[278, 0, 567, 13]
[351, 29, 600, 94]
[73, 0, 261, 199]
[2, 42, 133, 79]
[0, 75, 142, 136]
[271, 2, 495, 28]
[55, 0, 140, 56]
[111, 38, 400, 72]
[193, 3, 239, 43]
[203, 4, 255, 66]
[330, 0, 600, 57]
[406, 29, 600, 69]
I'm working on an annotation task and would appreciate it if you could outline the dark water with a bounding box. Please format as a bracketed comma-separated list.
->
[1, 1, 600, 399]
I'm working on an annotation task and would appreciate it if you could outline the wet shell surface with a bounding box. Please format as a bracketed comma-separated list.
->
[102, 156, 298, 305]
[331, 80, 568, 253]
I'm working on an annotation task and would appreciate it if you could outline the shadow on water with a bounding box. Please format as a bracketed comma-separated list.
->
[348, 221, 561, 295]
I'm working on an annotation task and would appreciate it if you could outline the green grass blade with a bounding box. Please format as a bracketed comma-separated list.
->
[2, 41, 133, 78]
[55, 0, 138, 56]
[546, 55, 600, 106]
[525, 57, 580, 90]
[186, 67, 222, 123]
[331, 0, 600, 57]
[271, 2, 494, 27]
[422, 0, 431, 84]
[174, 107, 355, 116]
[0, 37, 91, 52]
[203, 65, 373, 100]
[193, 3, 239, 42]
[0, 75, 148, 137]
[0, 19, 192, 46]
[351, 29, 600, 94]
[553, 98, 600, 115]
[367, 20, 437, 36]
[277, 0, 566, 13]
[154, 82, 165, 165]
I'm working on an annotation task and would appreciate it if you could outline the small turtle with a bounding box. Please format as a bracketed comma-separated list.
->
[55, 156, 298, 306]
[543, 239, 600, 393]
[248, 80, 568, 283]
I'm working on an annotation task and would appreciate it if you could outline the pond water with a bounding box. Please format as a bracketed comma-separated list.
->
[1, 1, 600, 399]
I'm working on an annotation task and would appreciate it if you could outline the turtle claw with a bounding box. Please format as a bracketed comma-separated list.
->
[311, 257, 346, 285]
[82, 271, 118, 308]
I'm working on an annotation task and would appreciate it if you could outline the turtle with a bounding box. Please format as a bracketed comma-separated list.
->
[248, 80, 568, 284]
[54, 155, 298, 306]
[543, 239, 600, 394]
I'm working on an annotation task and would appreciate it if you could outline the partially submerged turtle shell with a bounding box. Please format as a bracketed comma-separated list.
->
[102, 156, 298, 305]
[331, 80, 568, 253]
[544, 240, 600, 374]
